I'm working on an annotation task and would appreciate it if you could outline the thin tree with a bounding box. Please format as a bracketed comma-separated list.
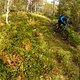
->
[6, 0, 11, 24]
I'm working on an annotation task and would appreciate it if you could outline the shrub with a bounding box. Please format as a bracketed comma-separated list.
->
[67, 28, 80, 46]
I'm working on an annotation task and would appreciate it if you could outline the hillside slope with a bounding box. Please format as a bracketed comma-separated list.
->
[0, 11, 80, 80]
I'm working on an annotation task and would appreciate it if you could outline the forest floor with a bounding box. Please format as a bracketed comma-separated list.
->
[0, 11, 80, 80]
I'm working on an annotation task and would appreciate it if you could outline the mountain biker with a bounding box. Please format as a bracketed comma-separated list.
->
[57, 15, 68, 30]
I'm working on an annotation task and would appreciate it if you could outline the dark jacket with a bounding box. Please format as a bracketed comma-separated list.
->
[58, 16, 68, 25]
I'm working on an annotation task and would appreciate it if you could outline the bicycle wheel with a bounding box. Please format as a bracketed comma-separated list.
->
[61, 29, 69, 40]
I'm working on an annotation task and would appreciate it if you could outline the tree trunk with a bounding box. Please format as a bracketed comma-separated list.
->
[25, 3, 29, 11]
[34, 4, 37, 12]
[6, 0, 11, 24]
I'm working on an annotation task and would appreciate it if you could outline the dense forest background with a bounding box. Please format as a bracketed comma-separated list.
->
[0, 0, 80, 28]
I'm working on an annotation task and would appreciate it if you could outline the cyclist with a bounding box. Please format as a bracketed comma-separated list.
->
[57, 15, 69, 30]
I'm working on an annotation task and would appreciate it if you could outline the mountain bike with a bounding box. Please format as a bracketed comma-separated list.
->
[54, 23, 69, 40]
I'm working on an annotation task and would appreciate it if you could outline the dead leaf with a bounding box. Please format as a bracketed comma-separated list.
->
[0, 51, 3, 56]
[16, 76, 22, 80]
[0, 52, 23, 69]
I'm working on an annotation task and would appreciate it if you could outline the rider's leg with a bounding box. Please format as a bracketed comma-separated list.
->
[61, 22, 66, 30]
[58, 22, 62, 30]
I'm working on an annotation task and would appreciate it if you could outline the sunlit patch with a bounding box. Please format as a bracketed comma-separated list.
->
[22, 39, 31, 51]
[0, 21, 5, 27]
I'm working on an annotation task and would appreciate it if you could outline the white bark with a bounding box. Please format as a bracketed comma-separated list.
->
[26, 3, 29, 11]
[6, 0, 11, 24]
[34, 4, 37, 12]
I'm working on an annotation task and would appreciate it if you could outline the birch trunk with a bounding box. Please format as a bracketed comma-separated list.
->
[26, 3, 29, 11]
[34, 4, 37, 12]
[6, 0, 11, 24]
